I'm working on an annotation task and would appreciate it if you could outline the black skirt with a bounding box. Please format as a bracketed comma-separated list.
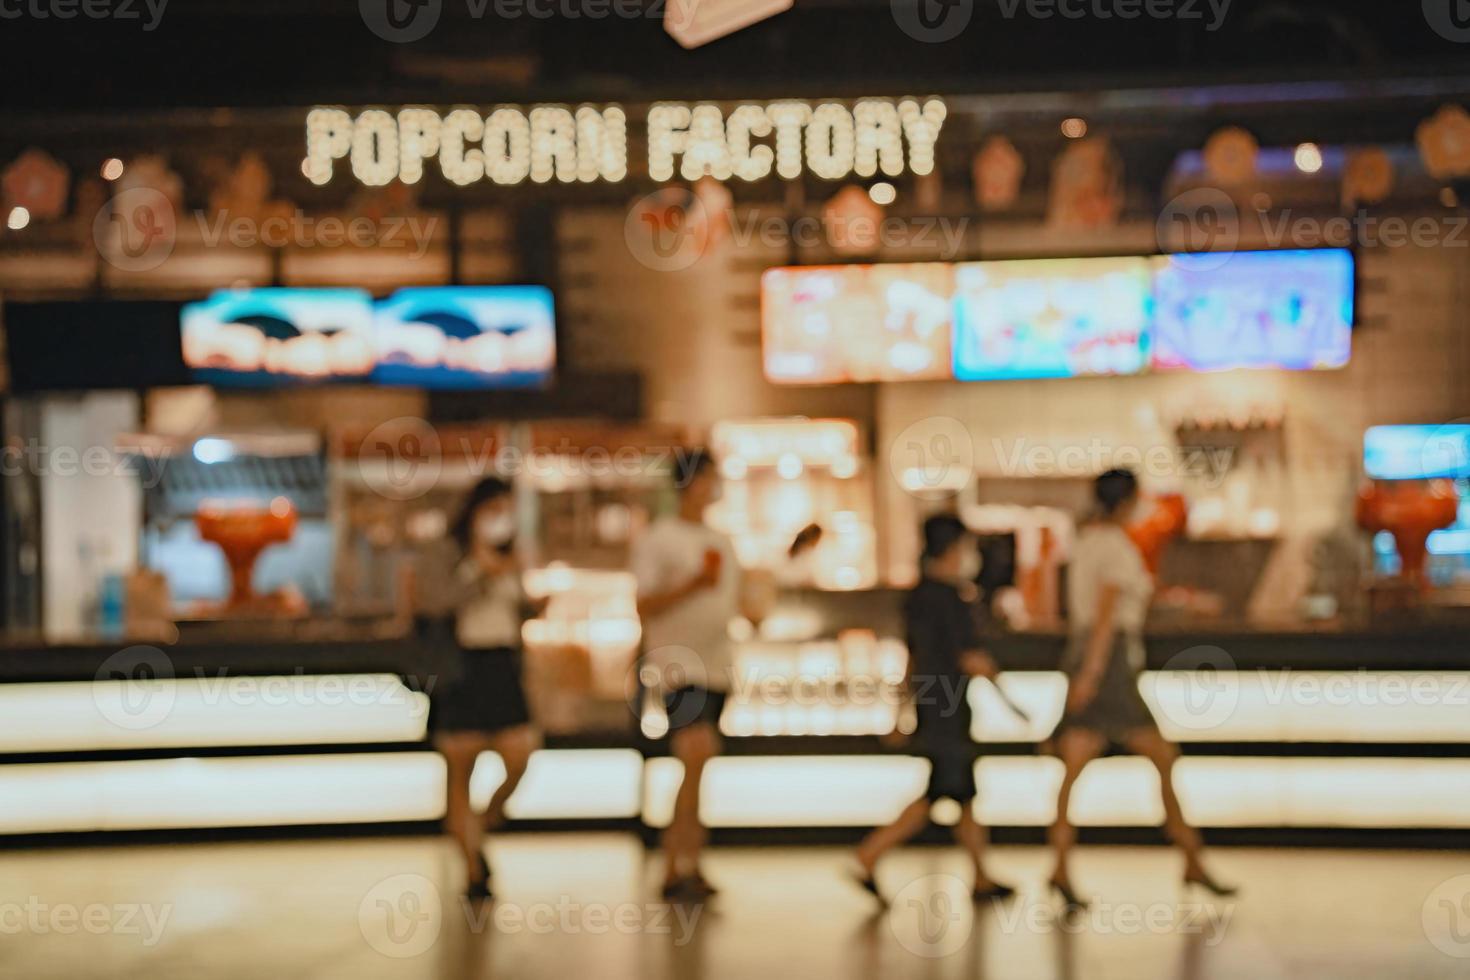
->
[662, 685, 728, 733]
[417, 617, 532, 731]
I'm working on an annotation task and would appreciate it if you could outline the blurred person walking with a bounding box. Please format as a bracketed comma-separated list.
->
[851, 514, 1016, 904]
[416, 476, 542, 901]
[1045, 468, 1236, 909]
[631, 450, 757, 901]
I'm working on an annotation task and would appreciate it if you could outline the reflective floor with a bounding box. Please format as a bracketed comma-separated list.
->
[1, 834, 1466, 979]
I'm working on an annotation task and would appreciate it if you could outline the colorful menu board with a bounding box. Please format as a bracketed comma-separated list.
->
[373, 286, 556, 389]
[952, 257, 1152, 381]
[182, 288, 375, 386]
[760, 264, 955, 384]
[1151, 249, 1354, 373]
[183, 286, 556, 388]
[761, 249, 1354, 384]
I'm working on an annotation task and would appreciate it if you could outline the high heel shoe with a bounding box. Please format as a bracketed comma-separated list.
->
[1049, 878, 1088, 911]
[847, 866, 884, 904]
[972, 881, 1016, 902]
[463, 853, 494, 901]
[661, 875, 715, 901]
[1183, 870, 1238, 897]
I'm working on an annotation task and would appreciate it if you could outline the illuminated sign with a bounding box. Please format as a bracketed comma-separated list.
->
[305, 98, 947, 187]
[182, 286, 556, 389]
[762, 249, 1356, 385]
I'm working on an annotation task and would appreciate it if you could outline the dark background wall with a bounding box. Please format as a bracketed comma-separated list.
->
[3, 0, 1469, 112]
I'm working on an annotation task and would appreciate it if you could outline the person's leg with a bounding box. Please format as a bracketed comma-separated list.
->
[1048, 727, 1105, 890]
[954, 803, 1008, 891]
[855, 797, 931, 877]
[436, 731, 491, 887]
[482, 724, 541, 831]
[1121, 728, 1210, 879]
[665, 720, 719, 884]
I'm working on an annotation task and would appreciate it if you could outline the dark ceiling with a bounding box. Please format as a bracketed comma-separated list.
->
[2, 0, 1468, 112]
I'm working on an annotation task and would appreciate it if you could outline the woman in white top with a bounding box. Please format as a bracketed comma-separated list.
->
[418, 476, 541, 901]
[1047, 469, 1234, 908]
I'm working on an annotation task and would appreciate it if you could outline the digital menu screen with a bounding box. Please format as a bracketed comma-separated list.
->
[373, 286, 556, 389]
[760, 248, 1355, 385]
[1149, 249, 1354, 373]
[182, 288, 375, 386]
[181, 286, 556, 389]
[1365, 425, 1470, 481]
[952, 257, 1152, 381]
[760, 264, 954, 383]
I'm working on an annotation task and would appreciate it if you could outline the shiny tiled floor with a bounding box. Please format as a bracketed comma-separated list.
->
[0, 835, 1466, 979]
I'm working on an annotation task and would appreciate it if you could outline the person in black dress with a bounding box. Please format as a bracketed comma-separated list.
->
[852, 514, 1015, 903]
[417, 476, 542, 900]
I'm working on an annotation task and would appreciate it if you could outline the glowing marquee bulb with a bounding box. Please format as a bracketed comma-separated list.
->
[726, 104, 774, 181]
[1294, 142, 1324, 174]
[577, 105, 627, 183]
[396, 107, 441, 185]
[304, 107, 353, 186]
[898, 98, 947, 177]
[351, 109, 399, 187]
[440, 108, 486, 186]
[530, 106, 577, 184]
[647, 103, 692, 182]
[766, 101, 812, 180]
[853, 99, 905, 179]
[484, 108, 532, 185]
[806, 103, 857, 180]
[680, 105, 734, 181]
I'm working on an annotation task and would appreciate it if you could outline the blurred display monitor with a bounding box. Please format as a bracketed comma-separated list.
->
[761, 248, 1355, 384]
[181, 285, 557, 389]
[373, 286, 555, 389]
[1149, 249, 1354, 373]
[760, 264, 954, 383]
[182, 288, 375, 386]
[1364, 425, 1470, 481]
[953, 257, 1152, 380]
